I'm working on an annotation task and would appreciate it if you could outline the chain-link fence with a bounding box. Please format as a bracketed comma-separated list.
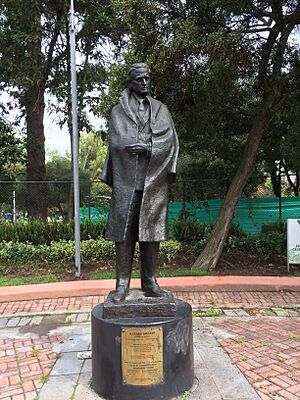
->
[0, 179, 226, 222]
[0, 180, 111, 222]
[1, 179, 297, 234]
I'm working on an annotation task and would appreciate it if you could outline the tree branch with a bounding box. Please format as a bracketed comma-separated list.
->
[41, 12, 63, 88]
[259, 25, 280, 91]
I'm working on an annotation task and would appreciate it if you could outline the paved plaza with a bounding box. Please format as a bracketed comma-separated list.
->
[0, 277, 299, 400]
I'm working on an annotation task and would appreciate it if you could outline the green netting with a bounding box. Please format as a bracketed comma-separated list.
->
[168, 197, 300, 234]
[80, 206, 108, 223]
[80, 197, 300, 235]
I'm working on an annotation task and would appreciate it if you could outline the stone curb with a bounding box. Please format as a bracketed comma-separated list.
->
[1, 276, 300, 302]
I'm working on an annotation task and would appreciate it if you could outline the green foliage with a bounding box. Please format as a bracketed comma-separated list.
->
[0, 238, 112, 265]
[228, 223, 247, 238]
[79, 132, 108, 181]
[0, 238, 185, 266]
[0, 219, 106, 245]
[159, 240, 183, 263]
[80, 239, 115, 261]
[0, 118, 25, 180]
[189, 239, 210, 256]
[261, 221, 286, 234]
[182, 391, 191, 400]
[225, 232, 286, 256]
[90, 266, 209, 280]
[193, 308, 223, 317]
[45, 136, 109, 219]
[190, 231, 286, 257]
[0, 274, 57, 287]
[170, 219, 211, 243]
[158, 267, 209, 278]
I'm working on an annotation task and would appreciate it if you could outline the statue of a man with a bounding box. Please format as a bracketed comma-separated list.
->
[101, 63, 179, 303]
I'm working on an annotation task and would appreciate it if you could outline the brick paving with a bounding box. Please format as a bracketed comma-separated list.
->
[212, 318, 300, 400]
[0, 334, 64, 400]
[0, 291, 300, 316]
[0, 289, 299, 399]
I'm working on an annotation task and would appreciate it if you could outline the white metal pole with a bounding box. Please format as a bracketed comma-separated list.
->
[69, 0, 81, 277]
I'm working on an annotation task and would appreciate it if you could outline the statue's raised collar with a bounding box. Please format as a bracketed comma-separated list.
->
[119, 88, 161, 124]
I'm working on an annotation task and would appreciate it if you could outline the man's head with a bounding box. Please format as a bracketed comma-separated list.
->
[127, 63, 150, 98]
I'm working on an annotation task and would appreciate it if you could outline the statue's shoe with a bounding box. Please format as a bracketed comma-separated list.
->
[142, 284, 169, 298]
[113, 285, 128, 303]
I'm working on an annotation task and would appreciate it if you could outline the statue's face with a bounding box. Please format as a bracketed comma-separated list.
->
[128, 68, 150, 97]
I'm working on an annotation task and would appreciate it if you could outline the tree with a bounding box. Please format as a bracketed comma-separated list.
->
[193, 1, 300, 270]
[0, 117, 25, 180]
[0, 116, 25, 215]
[0, 0, 123, 220]
[0, 0, 68, 219]
[45, 132, 108, 219]
[99, 0, 300, 270]
[261, 94, 300, 196]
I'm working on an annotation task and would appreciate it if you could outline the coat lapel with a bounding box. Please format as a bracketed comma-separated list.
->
[119, 89, 137, 124]
[119, 88, 162, 127]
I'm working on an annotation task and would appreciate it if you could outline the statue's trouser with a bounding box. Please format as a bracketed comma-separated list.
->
[115, 190, 160, 291]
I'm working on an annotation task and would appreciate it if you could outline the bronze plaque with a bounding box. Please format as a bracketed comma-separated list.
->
[121, 326, 163, 386]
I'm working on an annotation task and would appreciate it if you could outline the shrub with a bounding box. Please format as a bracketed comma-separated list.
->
[189, 239, 209, 256]
[169, 219, 211, 243]
[159, 240, 183, 263]
[0, 219, 107, 245]
[190, 232, 286, 258]
[81, 239, 115, 261]
[228, 223, 247, 237]
[0, 239, 182, 266]
[225, 232, 286, 256]
[261, 221, 286, 234]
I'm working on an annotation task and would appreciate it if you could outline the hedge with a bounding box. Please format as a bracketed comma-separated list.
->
[0, 239, 183, 266]
[0, 219, 106, 245]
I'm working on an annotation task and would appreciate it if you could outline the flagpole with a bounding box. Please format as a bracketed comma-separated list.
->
[69, 0, 81, 277]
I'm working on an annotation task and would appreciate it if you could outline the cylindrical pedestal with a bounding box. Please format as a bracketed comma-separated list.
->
[92, 300, 194, 400]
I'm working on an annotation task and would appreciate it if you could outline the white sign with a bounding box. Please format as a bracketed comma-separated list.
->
[287, 219, 300, 265]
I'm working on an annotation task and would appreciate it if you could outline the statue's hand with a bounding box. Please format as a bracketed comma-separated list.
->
[125, 143, 148, 155]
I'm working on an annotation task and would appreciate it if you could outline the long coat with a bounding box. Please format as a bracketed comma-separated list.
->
[101, 88, 179, 242]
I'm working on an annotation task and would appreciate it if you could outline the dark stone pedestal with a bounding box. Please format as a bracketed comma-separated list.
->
[91, 290, 194, 400]
[103, 289, 176, 318]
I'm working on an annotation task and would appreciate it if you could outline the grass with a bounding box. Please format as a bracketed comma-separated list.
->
[234, 338, 244, 345]
[31, 346, 39, 357]
[0, 274, 58, 287]
[90, 271, 116, 280]
[193, 308, 223, 317]
[0, 267, 209, 287]
[65, 316, 75, 324]
[40, 373, 50, 384]
[182, 391, 191, 400]
[255, 341, 272, 347]
[289, 334, 300, 340]
[90, 267, 209, 280]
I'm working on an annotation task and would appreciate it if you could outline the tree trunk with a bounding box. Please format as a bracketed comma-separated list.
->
[25, 87, 47, 220]
[270, 167, 281, 197]
[282, 161, 300, 197]
[192, 94, 275, 271]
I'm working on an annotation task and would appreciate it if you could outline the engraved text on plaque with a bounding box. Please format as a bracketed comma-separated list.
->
[121, 327, 163, 386]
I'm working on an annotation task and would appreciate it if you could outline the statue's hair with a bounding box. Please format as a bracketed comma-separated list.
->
[127, 63, 150, 81]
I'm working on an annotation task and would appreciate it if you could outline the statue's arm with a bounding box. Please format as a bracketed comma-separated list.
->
[100, 145, 113, 187]
[166, 107, 179, 181]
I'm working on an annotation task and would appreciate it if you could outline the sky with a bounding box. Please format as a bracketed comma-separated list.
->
[1, 91, 103, 157]
[44, 109, 71, 156]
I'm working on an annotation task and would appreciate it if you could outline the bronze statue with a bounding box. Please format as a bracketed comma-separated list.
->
[101, 63, 179, 303]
